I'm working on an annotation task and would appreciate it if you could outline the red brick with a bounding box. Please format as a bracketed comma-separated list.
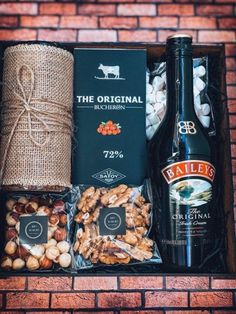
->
[60, 16, 97, 28]
[196, 5, 233, 15]
[216, 0, 236, 2]
[75, 312, 113, 314]
[229, 115, 236, 128]
[39, 3, 76, 15]
[166, 311, 210, 314]
[0, 16, 18, 27]
[227, 58, 236, 71]
[158, 4, 194, 16]
[228, 86, 236, 99]
[232, 160, 236, 174]
[100, 17, 137, 29]
[119, 30, 156, 42]
[190, 292, 233, 307]
[98, 292, 141, 308]
[0, 277, 26, 291]
[20, 16, 59, 28]
[226, 44, 236, 57]
[219, 18, 236, 29]
[51, 293, 95, 309]
[212, 278, 236, 289]
[118, 4, 156, 16]
[233, 175, 236, 190]
[120, 311, 164, 314]
[120, 276, 163, 290]
[166, 276, 209, 290]
[230, 130, 236, 142]
[78, 30, 117, 42]
[38, 29, 76, 42]
[227, 72, 236, 85]
[198, 31, 235, 43]
[0, 29, 36, 41]
[145, 291, 188, 308]
[74, 276, 117, 290]
[78, 4, 116, 15]
[180, 17, 216, 29]
[228, 100, 236, 113]
[28, 277, 72, 291]
[0, 3, 37, 15]
[139, 17, 178, 28]
[6, 293, 49, 309]
[28, 312, 70, 314]
[159, 30, 197, 42]
[0, 312, 24, 314]
[231, 144, 236, 158]
[214, 311, 236, 314]
[98, 0, 134, 2]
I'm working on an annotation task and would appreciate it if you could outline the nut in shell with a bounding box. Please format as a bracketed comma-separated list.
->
[54, 227, 67, 242]
[59, 214, 67, 227]
[39, 255, 53, 269]
[26, 255, 40, 271]
[5, 228, 18, 241]
[1, 256, 13, 270]
[13, 203, 25, 214]
[6, 199, 16, 211]
[6, 212, 19, 226]
[58, 253, 71, 268]
[37, 206, 52, 216]
[57, 241, 70, 254]
[49, 214, 60, 226]
[4, 241, 17, 255]
[30, 245, 45, 259]
[44, 238, 57, 249]
[17, 245, 30, 260]
[25, 201, 38, 214]
[53, 200, 65, 213]
[45, 246, 60, 261]
[18, 196, 29, 205]
[12, 258, 25, 270]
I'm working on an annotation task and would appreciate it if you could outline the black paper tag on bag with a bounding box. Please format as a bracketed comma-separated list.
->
[19, 216, 48, 244]
[99, 207, 126, 236]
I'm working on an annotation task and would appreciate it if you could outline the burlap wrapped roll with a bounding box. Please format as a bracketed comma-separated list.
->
[0, 44, 73, 190]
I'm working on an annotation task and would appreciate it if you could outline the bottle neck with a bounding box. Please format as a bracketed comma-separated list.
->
[166, 52, 195, 120]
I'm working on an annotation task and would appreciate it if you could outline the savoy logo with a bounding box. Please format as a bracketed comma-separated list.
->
[95, 64, 125, 80]
[92, 168, 126, 185]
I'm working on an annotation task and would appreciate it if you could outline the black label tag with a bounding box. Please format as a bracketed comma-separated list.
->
[99, 207, 126, 236]
[19, 216, 48, 244]
[73, 48, 147, 186]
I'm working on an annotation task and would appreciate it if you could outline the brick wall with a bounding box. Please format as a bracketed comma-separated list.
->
[0, 0, 236, 312]
[0, 275, 234, 312]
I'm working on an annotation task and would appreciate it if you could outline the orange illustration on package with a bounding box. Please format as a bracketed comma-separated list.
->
[97, 120, 121, 136]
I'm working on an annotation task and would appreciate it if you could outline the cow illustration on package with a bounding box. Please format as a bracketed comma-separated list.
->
[95, 64, 125, 80]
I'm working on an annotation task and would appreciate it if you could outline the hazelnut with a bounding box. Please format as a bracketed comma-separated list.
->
[39, 255, 53, 269]
[26, 256, 40, 271]
[54, 227, 67, 242]
[53, 200, 65, 213]
[57, 241, 70, 254]
[1, 256, 13, 270]
[4, 241, 17, 255]
[39, 197, 52, 207]
[15, 221, 20, 233]
[59, 214, 67, 227]
[12, 258, 25, 270]
[6, 212, 19, 226]
[44, 238, 57, 249]
[18, 196, 29, 205]
[17, 245, 30, 260]
[25, 201, 38, 214]
[58, 253, 71, 268]
[6, 199, 16, 211]
[37, 206, 52, 216]
[5, 228, 18, 241]
[12, 203, 25, 214]
[48, 226, 57, 240]
[49, 214, 59, 226]
[30, 245, 45, 259]
[45, 246, 60, 261]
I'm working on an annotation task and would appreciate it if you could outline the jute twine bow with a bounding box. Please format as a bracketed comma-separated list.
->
[0, 64, 72, 182]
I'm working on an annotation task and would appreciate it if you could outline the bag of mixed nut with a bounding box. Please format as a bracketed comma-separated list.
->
[72, 181, 162, 269]
[0, 191, 75, 272]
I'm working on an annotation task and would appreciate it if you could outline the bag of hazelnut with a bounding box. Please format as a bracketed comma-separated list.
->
[0, 191, 75, 273]
[72, 180, 162, 271]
